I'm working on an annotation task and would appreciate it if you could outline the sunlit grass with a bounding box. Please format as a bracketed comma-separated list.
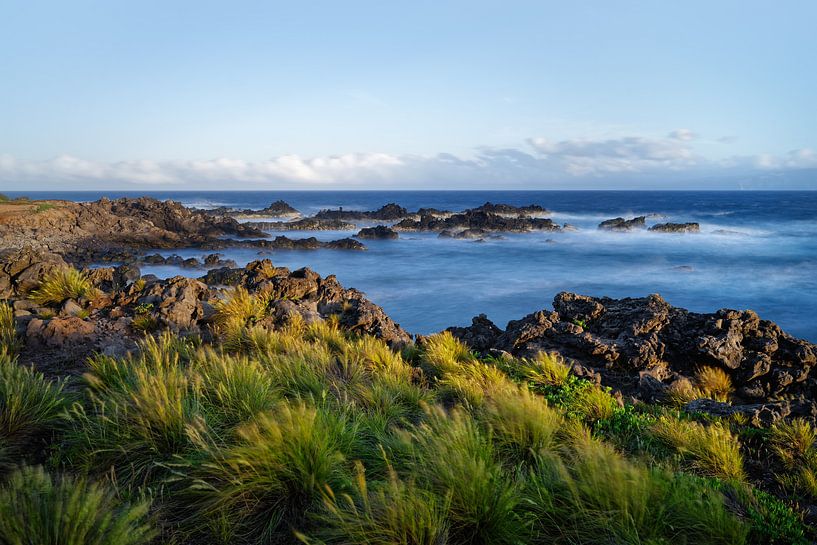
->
[29, 266, 97, 305]
[652, 416, 745, 481]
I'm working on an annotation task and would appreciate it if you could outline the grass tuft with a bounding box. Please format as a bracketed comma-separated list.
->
[652, 416, 745, 481]
[0, 465, 155, 545]
[29, 266, 96, 305]
[0, 352, 68, 464]
[0, 302, 20, 356]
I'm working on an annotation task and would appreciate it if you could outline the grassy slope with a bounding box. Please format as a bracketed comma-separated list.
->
[0, 283, 814, 544]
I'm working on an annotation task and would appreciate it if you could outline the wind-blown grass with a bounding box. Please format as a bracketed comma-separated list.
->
[4, 316, 802, 543]
[0, 301, 19, 356]
[0, 352, 68, 466]
[651, 417, 745, 481]
[29, 266, 96, 305]
[0, 465, 155, 545]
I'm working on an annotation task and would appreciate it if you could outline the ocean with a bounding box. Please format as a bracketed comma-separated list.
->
[8, 190, 817, 341]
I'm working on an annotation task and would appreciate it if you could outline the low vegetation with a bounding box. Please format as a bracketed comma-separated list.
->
[0, 309, 811, 543]
[29, 266, 97, 305]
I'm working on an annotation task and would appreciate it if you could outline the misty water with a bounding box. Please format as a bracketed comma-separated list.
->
[16, 190, 817, 341]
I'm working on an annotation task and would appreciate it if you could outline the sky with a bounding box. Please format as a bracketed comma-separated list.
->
[0, 0, 815, 190]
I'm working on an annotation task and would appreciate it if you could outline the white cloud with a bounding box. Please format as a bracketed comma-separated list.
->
[526, 134, 697, 176]
[1, 135, 815, 190]
[667, 128, 697, 141]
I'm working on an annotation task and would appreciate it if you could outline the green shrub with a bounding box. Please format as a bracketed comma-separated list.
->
[0, 465, 155, 545]
[29, 266, 96, 305]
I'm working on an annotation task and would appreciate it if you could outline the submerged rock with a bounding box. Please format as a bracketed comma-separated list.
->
[356, 225, 399, 240]
[649, 222, 700, 233]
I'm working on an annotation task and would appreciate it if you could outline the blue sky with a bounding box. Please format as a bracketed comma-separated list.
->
[1, 0, 815, 189]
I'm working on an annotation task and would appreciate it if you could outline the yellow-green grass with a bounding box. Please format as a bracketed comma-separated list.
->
[29, 266, 97, 305]
[3, 319, 803, 543]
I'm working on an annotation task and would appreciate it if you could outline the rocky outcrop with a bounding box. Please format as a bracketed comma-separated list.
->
[448, 292, 817, 411]
[470, 202, 548, 216]
[395, 210, 560, 234]
[315, 203, 410, 221]
[0, 248, 68, 298]
[598, 216, 646, 231]
[649, 222, 700, 233]
[0, 197, 266, 260]
[198, 236, 366, 252]
[243, 218, 356, 231]
[7, 256, 410, 371]
[141, 253, 237, 270]
[356, 225, 399, 240]
[206, 200, 301, 218]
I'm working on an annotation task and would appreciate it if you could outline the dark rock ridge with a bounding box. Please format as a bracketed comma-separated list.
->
[197, 236, 366, 252]
[142, 253, 238, 270]
[356, 225, 399, 240]
[394, 210, 560, 233]
[469, 202, 549, 216]
[205, 200, 301, 218]
[448, 292, 817, 420]
[649, 222, 701, 233]
[243, 218, 356, 231]
[315, 203, 410, 221]
[598, 216, 647, 231]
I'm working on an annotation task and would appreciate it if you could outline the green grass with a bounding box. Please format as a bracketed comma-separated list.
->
[29, 266, 97, 305]
[35, 202, 56, 213]
[1, 315, 810, 543]
[0, 352, 69, 466]
[0, 465, 155, 545]
[651, 416, 746, 481]
[0, 301, 19, 356]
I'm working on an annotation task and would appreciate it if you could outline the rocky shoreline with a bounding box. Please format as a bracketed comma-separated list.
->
[2, 195, 812, 421]
[1, 243, 814, 427]
[2, 196, 817, 534]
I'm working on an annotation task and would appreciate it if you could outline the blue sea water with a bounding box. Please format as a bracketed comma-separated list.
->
[9, 190, 817, 341]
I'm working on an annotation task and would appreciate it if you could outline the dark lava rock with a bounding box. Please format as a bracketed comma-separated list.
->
[244, 218, 356, 231]
[449, 291, 817, 404]
[198, 236, 367, 252]
[470, 202, 548, 216]
[356, 225, 399, 240]
[315, 203, 410, 221]
[649, 222, 700, 233]
[395, 210, 560, 233]
[206, 200, 301, 218]
[598, 216, 647, 231]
